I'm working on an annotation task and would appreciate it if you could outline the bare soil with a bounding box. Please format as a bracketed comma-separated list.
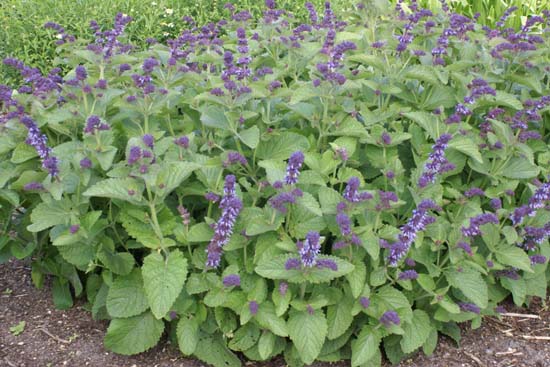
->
[1, 259, 549, 367]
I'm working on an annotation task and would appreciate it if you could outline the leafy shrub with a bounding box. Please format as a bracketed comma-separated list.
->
[1, 0, 550, 366]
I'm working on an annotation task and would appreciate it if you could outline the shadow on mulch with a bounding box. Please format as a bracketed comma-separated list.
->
[1, 259, 549, 367]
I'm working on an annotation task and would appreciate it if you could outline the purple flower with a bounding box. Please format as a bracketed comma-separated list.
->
[174, 136, 189, 148]
[84, 115, 109, 134]
[490, 198, 502, 210]
[380, 311, 400, 327]
[223, 274, 241, 287]
[387, 199, 440, 265]
[42, 156, 59, 177]
[142, 134, 154, 148]
[80, 157, 92, 169]
[336, 212, 352, 236]
[177, 205, 190, 226]
[510, 205, 532, 225]
[210, 88, 224, 96]
[69, 224, 80, 234]
[285, 258, 301, 270]
[284, 151, 304, 185]
[206, 175, 243, 268]
[360, 297, 370, 308]
[127, 146, 141, 165]
[457, 241, 473, 256]
[418, 134, 454, 187]
[75, 65, 87, 81]
[316, 258, 338, 271]
[398, 270, 418, 280]
[23, 182, 44, 191]
[270, 192, 296, 214]
[224, 151, 247, 167]
[343, 177, 373, 203]
[279, 282, 288, 296]
[249, 301, 259, 315]
[381, 132, 391, 145]
[404, 258, 416, 267]
[298, 231, 321, 267]
[205, 192, 220, 202]
[464, 188, 485, 198]
[462, 213, 499, 237]
[459, 302, 480, 314]
[377, 190, 398, 210]
[142, 57, 159, 74]
[530, 255, 547, 265]
[494, 269, 519, 280]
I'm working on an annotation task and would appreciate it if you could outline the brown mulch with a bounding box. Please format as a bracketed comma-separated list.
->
[1, 259, 549, 367]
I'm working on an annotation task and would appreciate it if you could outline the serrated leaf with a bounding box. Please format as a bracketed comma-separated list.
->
[200, 106, 230, 130]
[296, 191, 322, 216]
[187, 222, 214, 242]
[228, 323, 260, 351]
[83, 178, 144, 205]
[498, 157, 540, 179]
[256, 302, 288, 337]
[318, 186, 342, 214]
[258, 331, 276, 360]
[98, 250, 135, 275]
[154, 162, 200, 198]
[327, 296, 354, 340]
[196, 333, 242, 367]
[402, 111, 440, 139]
[11, 143, 37, 163]
[27, 199, 72, 232]
[495, 245, 533, 272]
[351, 326, 381, 366]
[448, 136, 483, 164]
[104, 311, 164, 355]
[446, 268, 488, 308]
[142, 250, 188, 319]
[106, 269, 149, 318]
[346, 261, 366, 298]
[400, 310, 432, 353]
[238, 126, 260, 148]
[256, 132, 310, 161]
[288, 310, 327, 364]
[177, 316, 199, 355]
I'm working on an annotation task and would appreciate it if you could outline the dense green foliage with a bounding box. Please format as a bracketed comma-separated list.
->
[1, 0, 550, 366]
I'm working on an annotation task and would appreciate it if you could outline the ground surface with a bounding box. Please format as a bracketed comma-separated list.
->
[1, 259, 549, 367]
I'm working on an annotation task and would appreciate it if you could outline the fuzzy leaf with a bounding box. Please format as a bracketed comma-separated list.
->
[446, 268, 488, 308]
[104, 311, 164, 355]
[83, 178, 144, 205]
[288, 310, 328, 364]
[177, 316, 199, 355]
[106, 269, 149, 318]
[256, 132, 310, 161]
[400, 310, 432, 353]
[351, 326, 381, 366]
[142, 250, 188, 319]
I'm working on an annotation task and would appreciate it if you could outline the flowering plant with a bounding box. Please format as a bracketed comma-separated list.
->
[1, 1, 549, 366]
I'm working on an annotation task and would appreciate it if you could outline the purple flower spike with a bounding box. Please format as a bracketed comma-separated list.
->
[490, 198, 502, 210]
[381, 132, 392, 145]
[223, 274, 241, 287]
[464, 188, 485, 198]
[127, 146, 142, 165]
[69, 224, 80, 234]
[418, 134, 453, 187]
[380, 311, 400, 327]
[398, 270, 418, 280]
[336, 212, 352, 236]
[360, 297, 370, 309]
[279, 282, 288, 296]
[249, 301, 259, 315]
[316, 258, 338, 271]
[284, 151, 304, 185]
[285, 258, 301, 270]
[461, 213, 499, 237]
[80, 157, 92, 169]
[224, 151, 247, 167]
[457, 241, 473, 256]
[343, 177, 372, 203]
[530, 255, 547, 265]
[23, 182, 44, 191]
[459, 302, 480, 314]
[174, 136, 189, 148]
[298, 231, 321, 267]
[142, 134, 154, 148]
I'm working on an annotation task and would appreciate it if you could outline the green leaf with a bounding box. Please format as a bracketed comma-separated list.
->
[492, 91, 523, 110]
[256, 132, 310, 161]
[142, 250, 188, 319]
[154, 162, 200, 198]
[495, 245, 533, 272]
[351, 326, 381, 367]
[256, 302, 288, 337]
[258, 331, 276, 360]
[327, 296, 354, 340]
[187, 222, 214, 242]
[200, 106, 230, 130]
[255, 255, 354, 283]
[446, 268, 488, 308]
[196, 333, 242, 367]
[448, 136, 483, 164]
[83, 178, 144, 205]
[498, 157, 540, 179]
[52, 278, 73, 310]
[238, 126, 260, 148]
[98, 250, 135, 275]
[177, 316, 199, 355]
[229, 323, 260, 351]
[296, 191, 322, 216]
[104, 311, 164, 355]
[27, 199, 72, 232]
[11, 143, 37, 163]
[106, 269, 149, 318]
[318, 186, 342, 214]
[9, 321, 26, 336]
[346, 261, 366, 299]
[400, 310, 432, 353]
[404, 65, 440, 85]
[288, 310, 328, 364]
[402, 111, 440, 139]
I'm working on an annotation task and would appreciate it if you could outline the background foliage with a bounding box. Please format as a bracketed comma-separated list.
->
[1, 0, 550, 366]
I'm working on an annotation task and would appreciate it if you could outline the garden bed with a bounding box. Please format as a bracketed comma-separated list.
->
[1, 259, 548, 367]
